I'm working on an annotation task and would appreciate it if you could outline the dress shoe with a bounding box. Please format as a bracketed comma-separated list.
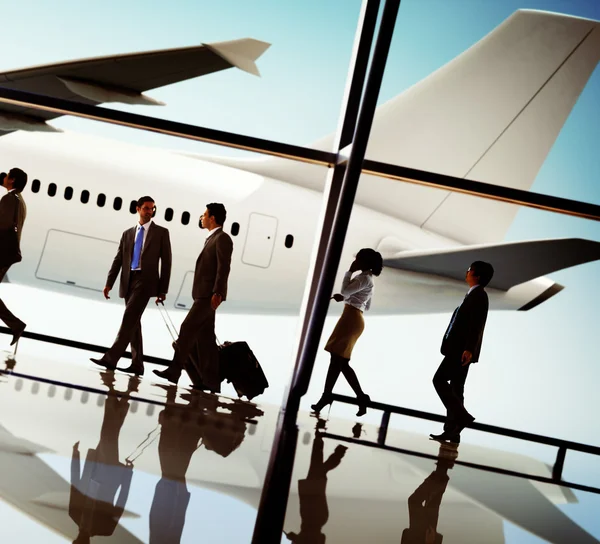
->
[356, 393, 370, 417]
[90, 357, 116, 371]
[117, 364, 145, 377]
[429, 431, 461, 444]
[311, 392, 333, 413]
[10, 322, 26, 346]
[152, 368, 181, 385]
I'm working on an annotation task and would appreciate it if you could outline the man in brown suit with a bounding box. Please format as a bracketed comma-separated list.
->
[154, 203, 233, 392]
[91, 196, 172, 376]
[0, 168, 28, 346]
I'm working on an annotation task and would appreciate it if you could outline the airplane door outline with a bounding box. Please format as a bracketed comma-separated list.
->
[241, 213, 278, 268]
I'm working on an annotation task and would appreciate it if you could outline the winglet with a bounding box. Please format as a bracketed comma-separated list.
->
[204, 38, 271, 77]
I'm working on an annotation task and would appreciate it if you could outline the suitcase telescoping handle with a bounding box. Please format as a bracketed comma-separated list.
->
[157, 301, 222, 346]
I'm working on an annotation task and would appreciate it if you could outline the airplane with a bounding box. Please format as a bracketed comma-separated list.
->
[0, 8, 600, 318]
[0, 353, 597, 543]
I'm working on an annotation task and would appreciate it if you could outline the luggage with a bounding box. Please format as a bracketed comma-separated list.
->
[219, 341, 269, 401]
[157, 302, 268, 400]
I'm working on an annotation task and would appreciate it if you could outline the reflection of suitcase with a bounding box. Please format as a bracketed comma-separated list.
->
[219, 341, 268, 400]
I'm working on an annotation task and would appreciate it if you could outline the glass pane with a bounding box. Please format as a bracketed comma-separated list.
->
[367, 0, 600, 203]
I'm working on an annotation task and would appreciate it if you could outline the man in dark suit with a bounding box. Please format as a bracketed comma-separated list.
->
[430, 261, 494, 444]
[91, 196, 172, 376]
[154, 203, 233, 392]
[0, 168, 28, 346]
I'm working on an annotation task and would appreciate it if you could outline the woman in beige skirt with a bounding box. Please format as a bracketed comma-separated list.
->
[311, 248, 383, 417]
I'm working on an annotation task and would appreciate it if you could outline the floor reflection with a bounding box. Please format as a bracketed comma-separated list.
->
[285, 418, 347, 544]
[150, 386, 263, 543]
[402, 444, 457, 544]
[70, 373, 138, 543]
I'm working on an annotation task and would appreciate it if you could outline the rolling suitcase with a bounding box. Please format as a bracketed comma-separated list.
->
[219, 341, 269, 401]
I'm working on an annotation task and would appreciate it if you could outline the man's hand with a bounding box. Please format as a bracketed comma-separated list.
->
[349, 259, 360, 273]
[155, 294, 166, 305]
[103, 286, 111, 300]
[211, 293, 223, 311]
[331, 293, 344, 303]
[461, 350, 473, 366]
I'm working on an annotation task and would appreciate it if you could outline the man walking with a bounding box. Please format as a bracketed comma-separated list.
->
[154, 203, 233, 392]
[0, 168, 28, 346]
[430, 260, 494, 444]
[91, 196, 171, 376]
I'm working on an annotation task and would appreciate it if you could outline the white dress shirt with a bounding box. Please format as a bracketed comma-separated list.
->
[131, 220, 152, 271]
[467, 284, 480, 295]
[204, 226, 222, 242]
[341, 271, 374, 312]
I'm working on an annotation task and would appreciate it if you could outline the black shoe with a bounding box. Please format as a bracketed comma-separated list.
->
[356, 394, 370, 417]
[152, 368, 180, 385]
[10, 322, 26, 346]
[429, 431, 461, 444]
[311, 393, 333, 413]
[90, 357, 116, 371]
[117, 364, 144, 377]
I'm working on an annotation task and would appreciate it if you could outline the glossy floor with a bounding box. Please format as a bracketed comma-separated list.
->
[0, 344, 598, 543]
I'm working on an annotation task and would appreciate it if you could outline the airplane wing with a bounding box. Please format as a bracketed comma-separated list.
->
[382, 237, 600, 291]
[0, 38, 270, 135]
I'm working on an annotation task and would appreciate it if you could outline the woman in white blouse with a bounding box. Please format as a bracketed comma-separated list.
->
[311, 248, 383, 417]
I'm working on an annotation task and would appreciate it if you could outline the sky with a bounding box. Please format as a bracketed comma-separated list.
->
[0, 0, 600, 542]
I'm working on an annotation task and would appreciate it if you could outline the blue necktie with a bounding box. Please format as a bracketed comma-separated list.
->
[131, 227, 144, 269]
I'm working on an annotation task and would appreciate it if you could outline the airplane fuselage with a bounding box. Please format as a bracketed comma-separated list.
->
[1, 131, 551, 315]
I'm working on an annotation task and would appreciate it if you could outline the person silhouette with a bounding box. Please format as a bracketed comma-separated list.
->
[311, 248, 383, 417]
[149, 388, 262, 543]
[430, 261, 494, 443]
[401, 444, 458, 544]
[285, 419, 348, 543]
[69, 374, 139, 543]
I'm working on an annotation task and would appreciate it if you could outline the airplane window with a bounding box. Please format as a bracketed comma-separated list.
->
[285, 234, 294, 248]
[165, 207, 174, 221]
[113, 197, 122, 211]
[64, 186, 73, 200]
[129, 200, 137, 214]
[48, 183, 57, 197]
[81, 190, 90, 204]
[181, 211, 190, 225]
[31, 179, 41, 193]
[231, 222, 240, 236]
[97, 193, 106, 207]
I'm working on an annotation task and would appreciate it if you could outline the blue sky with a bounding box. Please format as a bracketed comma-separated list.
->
[1, 0, 600, 542]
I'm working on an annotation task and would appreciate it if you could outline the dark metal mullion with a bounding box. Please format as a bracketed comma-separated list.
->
[250, 1, 392, 542]
[363, 159, 600, 221]
[0, 87, 336, 166]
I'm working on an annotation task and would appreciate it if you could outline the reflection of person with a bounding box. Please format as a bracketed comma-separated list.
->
[69, 374, 138, 543]
[154, 203, 233, 392]
[285, 420, 347, 544]
[0, 168, 28, 346]
[401, 444, 458, 544]
[311, 248, 383, 417]
[150, 388, 261, 543]
[91, 196, 172, 376]
[430, 261, 494, 444]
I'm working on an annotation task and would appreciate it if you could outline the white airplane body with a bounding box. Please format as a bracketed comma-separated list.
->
[1, 8, 600, 317]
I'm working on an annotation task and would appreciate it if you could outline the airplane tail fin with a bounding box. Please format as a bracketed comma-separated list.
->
[198, 10, 600, 245]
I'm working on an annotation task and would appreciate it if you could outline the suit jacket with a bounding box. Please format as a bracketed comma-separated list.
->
[440, 286, 488, 362]
[192, 228, 233, 301]
[0, 191, 27, 243]
[69, 448, 133, 537]
[106, 222, 172, 298]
